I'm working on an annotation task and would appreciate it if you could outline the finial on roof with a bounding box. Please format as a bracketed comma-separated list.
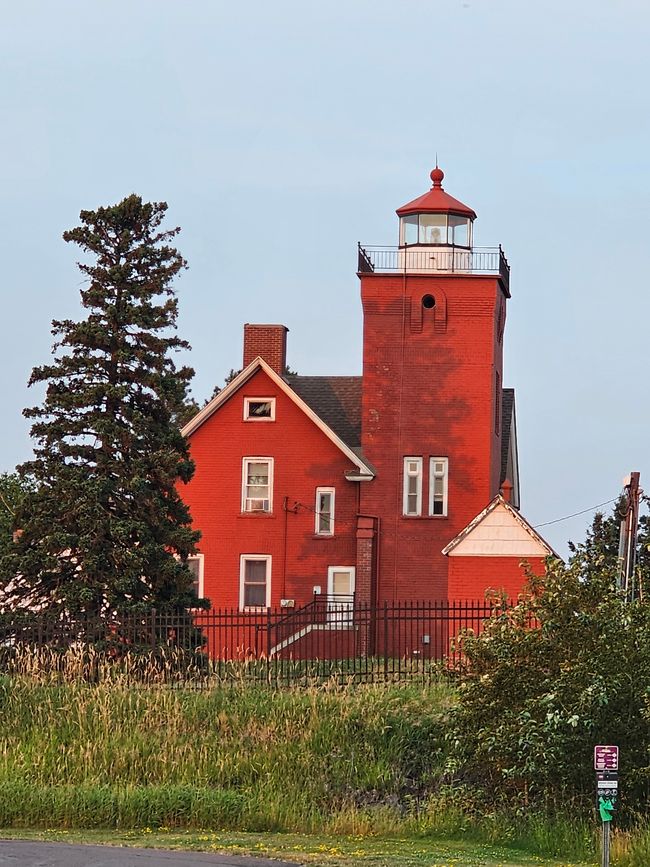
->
[430, 165, 444, 188]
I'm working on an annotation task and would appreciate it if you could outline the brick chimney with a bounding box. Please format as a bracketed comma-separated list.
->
[243, 324, 288, 375]
[500, 479, 513, 503]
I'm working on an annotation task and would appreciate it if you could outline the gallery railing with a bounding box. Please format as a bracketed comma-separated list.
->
[357, 244, 510, 294]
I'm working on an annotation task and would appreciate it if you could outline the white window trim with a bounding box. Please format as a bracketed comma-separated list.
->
[403, 456, 423, 516]
[315, 487, 335, 535]
[243, 397, 276, 421]
[241, 457, 274, 513]
[187, 553, 205, 600]
[327, 565, 355, 596]
[326, 566, 355, 628]
[428, 457, 449, 517]
[239, 554, 272, 610]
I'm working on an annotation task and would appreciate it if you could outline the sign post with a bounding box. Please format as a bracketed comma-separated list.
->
[594, 746, 619, 867]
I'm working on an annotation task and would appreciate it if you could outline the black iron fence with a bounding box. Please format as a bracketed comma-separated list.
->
[0, 597, 513, 686]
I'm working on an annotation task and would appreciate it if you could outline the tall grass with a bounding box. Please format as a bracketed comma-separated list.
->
[0, 646, 610, 861]
[0, 646, 455, 834]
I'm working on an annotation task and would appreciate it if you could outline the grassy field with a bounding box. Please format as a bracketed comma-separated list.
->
[0, 670, 456, 831]
[0, 661, 625, 864]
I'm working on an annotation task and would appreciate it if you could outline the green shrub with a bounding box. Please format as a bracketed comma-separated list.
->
[446, 558, 650, 821]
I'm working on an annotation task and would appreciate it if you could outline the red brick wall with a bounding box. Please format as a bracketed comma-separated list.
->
[359, 272, 507, 602]
[448, 555, 546, 601]
[243, 324, 288, 374]
[181, 368, 359, 609]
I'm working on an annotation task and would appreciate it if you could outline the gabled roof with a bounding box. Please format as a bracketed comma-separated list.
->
[181, 359, 374, 478]
[442, 494, 559, 559]
[285, 376, 361, 448]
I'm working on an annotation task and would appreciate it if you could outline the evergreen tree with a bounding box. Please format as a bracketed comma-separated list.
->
[7, 195, 201, 616]
[568, 495, 649, 589]
[0, 473, 32, 577]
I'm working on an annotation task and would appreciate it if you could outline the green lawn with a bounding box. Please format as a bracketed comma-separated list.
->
[0, 829, 595, 867]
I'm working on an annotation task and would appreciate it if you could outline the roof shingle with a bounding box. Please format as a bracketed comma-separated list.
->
[285, 376, 361, 449]
[500, 388, 515, 486]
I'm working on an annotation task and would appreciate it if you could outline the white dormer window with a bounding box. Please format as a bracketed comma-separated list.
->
[244, 397, 275, 421]
[242, 457, 273, 513]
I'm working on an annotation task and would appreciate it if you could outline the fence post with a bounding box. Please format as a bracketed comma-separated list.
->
[383, 601, 388, 681]
[150, 608, 157, 650]
[266, 607, 272, 673]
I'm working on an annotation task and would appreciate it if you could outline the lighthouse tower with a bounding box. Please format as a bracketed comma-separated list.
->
[357, 167, 515, 602]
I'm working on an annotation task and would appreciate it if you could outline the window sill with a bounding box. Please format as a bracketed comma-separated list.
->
[401, 514, 448, 520]
[312, 534, 335, 540]
[243, 418, 275, 423]
[239, 512, 276, 518]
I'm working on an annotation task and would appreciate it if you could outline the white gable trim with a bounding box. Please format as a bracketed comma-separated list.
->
[181, 357, 375, 478]
[442, 495, 559, 559]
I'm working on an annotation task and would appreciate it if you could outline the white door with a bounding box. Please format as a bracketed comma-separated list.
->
[327, 566, 355, 626]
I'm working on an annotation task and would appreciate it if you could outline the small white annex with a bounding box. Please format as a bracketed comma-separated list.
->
[442, 493, 558, 559]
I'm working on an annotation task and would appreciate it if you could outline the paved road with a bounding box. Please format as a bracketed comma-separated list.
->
[0, 840, 298, 866]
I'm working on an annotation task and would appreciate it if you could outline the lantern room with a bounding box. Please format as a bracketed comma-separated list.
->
[357, 164, 510, 295]
[396, 166, 476, 249]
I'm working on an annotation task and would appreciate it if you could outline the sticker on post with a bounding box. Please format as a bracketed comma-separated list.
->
[599, 797, 615, 822]
[594, 745, 619, 771]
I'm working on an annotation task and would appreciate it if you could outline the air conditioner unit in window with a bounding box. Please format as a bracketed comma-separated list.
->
[246, 498, 269, 512]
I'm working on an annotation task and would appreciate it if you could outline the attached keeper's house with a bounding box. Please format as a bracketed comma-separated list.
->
[180, 167, 555, 634]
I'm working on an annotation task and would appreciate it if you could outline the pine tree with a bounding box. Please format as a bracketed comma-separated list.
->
[7, 195, 201, 616]
[568, 495, 649, 589]
[0, 473, 32, 576]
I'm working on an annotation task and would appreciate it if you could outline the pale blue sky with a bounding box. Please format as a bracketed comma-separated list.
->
[2, 0, 649, 555]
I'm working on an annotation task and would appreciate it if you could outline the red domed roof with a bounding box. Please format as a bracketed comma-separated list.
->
[396, 167, 477, 219]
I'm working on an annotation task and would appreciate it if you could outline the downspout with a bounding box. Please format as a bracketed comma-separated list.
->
[393, 264, 408, 597]
[282, 496, 289, 598]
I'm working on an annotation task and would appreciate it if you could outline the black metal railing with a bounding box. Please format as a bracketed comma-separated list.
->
[358, 244, 510, 294]
[0, 597, 516, 687]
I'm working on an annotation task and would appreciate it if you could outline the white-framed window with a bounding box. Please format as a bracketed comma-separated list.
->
[429, 457, 449, 516]
[403, 457, 423, 516]
[315, 487, 335, 535]
[244, 397, 276, 421]
[187, 554, 204, 600]
[326, 566, 355, 626]
[242, 457, 273, 513]
[240, 555, 271, 609]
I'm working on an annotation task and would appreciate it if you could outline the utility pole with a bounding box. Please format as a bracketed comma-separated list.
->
[617, 472, 641, 602]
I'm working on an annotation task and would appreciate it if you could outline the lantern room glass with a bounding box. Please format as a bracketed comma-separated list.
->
[400, 214, 418, 245]
[399, 213, 473, 247]
[448, 215, 470, 247]
[419, 214, 446, 245]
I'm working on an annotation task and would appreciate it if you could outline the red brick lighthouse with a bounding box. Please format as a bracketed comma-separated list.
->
[180, 166, 554, 615]
[357, 166, 517, 603]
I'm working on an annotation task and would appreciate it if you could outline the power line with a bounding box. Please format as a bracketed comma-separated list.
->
[534, 498, 618, 528]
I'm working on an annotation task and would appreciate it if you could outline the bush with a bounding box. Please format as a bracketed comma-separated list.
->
[446, 558, 650, 821]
